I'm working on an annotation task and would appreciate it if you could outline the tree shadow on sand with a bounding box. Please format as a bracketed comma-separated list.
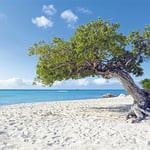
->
[90, 104, 131, 113]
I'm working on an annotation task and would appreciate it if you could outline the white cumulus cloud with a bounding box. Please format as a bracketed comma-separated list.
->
[42, 4, 57, 16]
[0, 78, 33, 89]
[0, 78, 51, 89]
[53, 81, 63, 86]
[60, 9, 78, 23]
[77, 7, 92, 14]
[0, 77, 124, 89]
[93, 78, 120, 85]
[32, 16, 53, 28]
[75, 79, 89, 86]
[93, 78, 108, 85]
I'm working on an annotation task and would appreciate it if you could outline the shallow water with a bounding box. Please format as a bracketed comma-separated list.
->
[0, 89, 126, 105]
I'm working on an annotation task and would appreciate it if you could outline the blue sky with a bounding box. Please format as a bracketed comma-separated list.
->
[0, 0, 149, 89]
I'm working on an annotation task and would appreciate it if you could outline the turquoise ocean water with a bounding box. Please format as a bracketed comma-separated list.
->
[0, 89, 127, 106]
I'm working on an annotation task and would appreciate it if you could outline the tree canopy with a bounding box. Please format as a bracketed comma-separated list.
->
[141, 78, 150, 90]
[28, 18, 150, 86]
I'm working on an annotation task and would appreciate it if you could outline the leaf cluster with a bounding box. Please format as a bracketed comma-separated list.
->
[140, 78, 150, 90]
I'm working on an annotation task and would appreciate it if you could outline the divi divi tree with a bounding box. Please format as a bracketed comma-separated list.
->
[29, 18, 150, 123]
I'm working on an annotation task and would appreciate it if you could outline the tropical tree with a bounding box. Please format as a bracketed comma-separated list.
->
[141, 78, 150, 90]
[28, 18, 150, 123]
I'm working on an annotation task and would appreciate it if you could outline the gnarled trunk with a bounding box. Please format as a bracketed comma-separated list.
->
[112, 70, 150, 123]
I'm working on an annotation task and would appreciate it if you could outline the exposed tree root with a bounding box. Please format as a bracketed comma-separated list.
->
[126, 103, 150, 123]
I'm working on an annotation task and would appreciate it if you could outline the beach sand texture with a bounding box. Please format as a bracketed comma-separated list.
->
[0, 96, 150, 150]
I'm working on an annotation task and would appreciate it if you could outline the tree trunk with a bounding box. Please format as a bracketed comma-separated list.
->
[112, 70, 150, 123]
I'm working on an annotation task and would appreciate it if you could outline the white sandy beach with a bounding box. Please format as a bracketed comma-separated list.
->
[0, 95, 150, 150]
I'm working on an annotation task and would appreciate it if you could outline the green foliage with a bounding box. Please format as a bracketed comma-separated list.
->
[140, 78, 150, 90]
[28, 18, 150, 86]
[127, 26, 150, 57]
[70, 18, 126, 58]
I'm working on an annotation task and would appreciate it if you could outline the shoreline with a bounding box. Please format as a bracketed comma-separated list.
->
[0, 89, 127, 106]
[0, 96, 150, 149]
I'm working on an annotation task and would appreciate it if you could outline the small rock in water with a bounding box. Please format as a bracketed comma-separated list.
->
[102, 93, 116, 98]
